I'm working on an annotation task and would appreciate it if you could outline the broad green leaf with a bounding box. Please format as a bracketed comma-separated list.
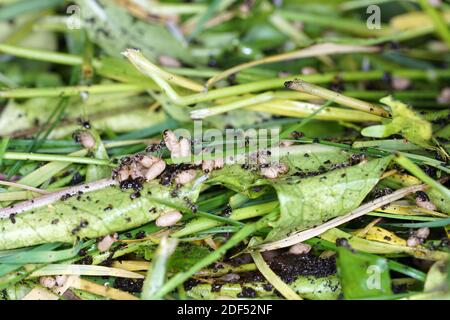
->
[168, 244, 211, 273]
[208, 164, 268, 198]
[0, 178, 203, 250]
[337, 246, 393, 299]
[361, 96, 432, 148]
[76, 0, 195, 64]
[208, 144, 350, 198]
[265, 156, 392, 241]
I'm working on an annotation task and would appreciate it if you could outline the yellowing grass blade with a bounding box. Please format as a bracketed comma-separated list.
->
[28, 264, 144, 279]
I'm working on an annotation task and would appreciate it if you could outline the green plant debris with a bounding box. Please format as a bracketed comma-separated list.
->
[0, 0, 449, 301]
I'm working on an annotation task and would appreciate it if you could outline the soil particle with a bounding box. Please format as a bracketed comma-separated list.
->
[71, 220, 89, 234]
[145, 141, 165, 153]
[130, 191, 141, 200]
[114, 278, 144, 293]
[9, 214, 16, 224]
[119, 178, 143, 192]
[349, 153, 367, 165]
[291, 131, 304, 139]
[211, 283, 222, 292]
[184, 279, 201, 291]
[75, 255, 93, 265]
[60, 193, 73, 201]
[99, 253, 114, 267]
[415, 191, 430, 202]
[220, 205, 232, 217]
[238, 286, 257, 298]
[371, 187, 394, 199]
[70, 172, 83, 185]
[135, 231, 146, 239]
[262, 283, 274, 291]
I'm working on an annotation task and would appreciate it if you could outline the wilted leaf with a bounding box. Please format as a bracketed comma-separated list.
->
[208, 144, 350, 198]
[0, 178, 202, 250]
[0, 94, 163, 138]
[265, 157, 392, 241]
[361, 96, 432, 148]
[168, 244, 211, 273]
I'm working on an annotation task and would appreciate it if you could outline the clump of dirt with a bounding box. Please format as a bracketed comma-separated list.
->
[114, 278, 144, 293]
[268, 253, 336, 283]
[236, 252, 336, 285]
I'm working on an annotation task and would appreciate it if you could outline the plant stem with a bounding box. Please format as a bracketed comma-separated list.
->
[251, 99, 383, 122]
[279, 10, 391, 37]
[0, 137, 9, 168]
[0, 84, 146, 98]
[0, 43, 82, 65]
[172, 201, 279, 238]
[285, 79, 389, 117]
[174, 69, 450, 105]
[190, 92, 273, 119]
[205, 43, 378, 88]
[3, 152, 113, 166]
[122, 49, 204, 92]
[141, 237, 179, 300]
